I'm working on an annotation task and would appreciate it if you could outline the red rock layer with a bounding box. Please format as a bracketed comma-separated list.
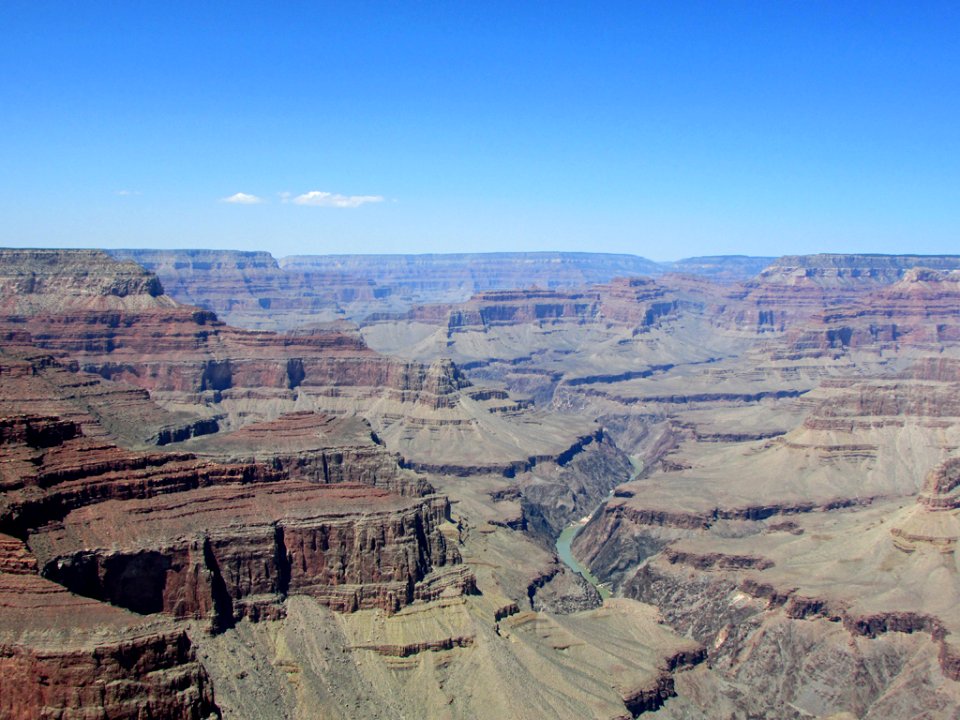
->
[0, 250, 469, 412]
[0, 417, 281, 538]
[187, 411, 433, 496]
[1, 411, 471, 619]
[0, 343, 216, 447]
[0, 408, 472, 715]
[16, 310, 468, 408]
[783, 269, 960, 354]
[0, 572, 217, 720]
[713, 256, 960, 338]
[33, 482, 469, 621]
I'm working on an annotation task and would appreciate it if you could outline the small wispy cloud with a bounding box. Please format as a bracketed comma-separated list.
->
[290, 191, 384, 208]
[222, 192, 264, 205]
[114, 189, 141, 196]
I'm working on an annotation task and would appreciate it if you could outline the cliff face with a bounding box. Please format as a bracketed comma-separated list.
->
[783, 268, 960, 355]
[597, 276, 680, 327]
[403, 289, 604, 332]
[366, 278, 681, 335]
[1, 408, 469, 616]
[0, 534, 219, 720]
[0, 249, 172, 314]
[0, 399, 472, 716]
[35, 483, 466, 621]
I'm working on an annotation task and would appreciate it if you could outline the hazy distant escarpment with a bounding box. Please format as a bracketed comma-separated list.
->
[279, 251, 665, 294]
[758, 253, 960, 283]
[662, 254, 776, 281]
[107, 249, 776, 329]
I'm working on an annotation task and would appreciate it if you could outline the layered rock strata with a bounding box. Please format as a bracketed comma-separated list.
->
[0, 535, 219, 720]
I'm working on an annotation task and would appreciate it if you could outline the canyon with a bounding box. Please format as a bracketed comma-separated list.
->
[2, 247, 960, 718]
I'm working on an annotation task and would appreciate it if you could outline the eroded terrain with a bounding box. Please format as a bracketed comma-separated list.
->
[3, 248, 960, 718]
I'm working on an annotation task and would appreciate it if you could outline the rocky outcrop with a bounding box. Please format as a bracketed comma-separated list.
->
[366, 278, 684, 336]
[0, 616, 219, 720]
[183, 411, 433, 496]
[0, 532, 219, 720]
[377, 289, 603, 332]
[0, 408, 470, 621]
[526, 564, 602, 614]
[921, 457, 960, 504]
[400, 427, 609, 478]
[716, 253, 960, 336]
[0, 416, 282, 538]
[596, 276, 680, 328]
[0, 340, 222, 449]
[663, 548, 774, 571]
[624, 555, 960, 718]
[803, 378, 960, 431]
[781, 268, 960, 354]
[34, 484, 470, 623]
[0, 249, 169, 314]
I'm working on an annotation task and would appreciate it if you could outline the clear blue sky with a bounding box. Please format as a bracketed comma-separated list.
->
[1, 1, 958, 260]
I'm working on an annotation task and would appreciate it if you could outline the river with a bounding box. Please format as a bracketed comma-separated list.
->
[554, 456, 643, 600]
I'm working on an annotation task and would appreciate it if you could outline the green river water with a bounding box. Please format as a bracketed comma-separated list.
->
[555, 521, 610, 599]
[553, 457, 643, 601]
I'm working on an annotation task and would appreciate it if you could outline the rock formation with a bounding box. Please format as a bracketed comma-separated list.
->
[6, 248, 960, 718]
[0, 248, 709, 719]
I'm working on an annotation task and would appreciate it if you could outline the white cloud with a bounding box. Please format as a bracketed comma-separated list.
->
[222, 192, 264, 205]
[291, 190, 384, 208]
[114, 189, 141, 196]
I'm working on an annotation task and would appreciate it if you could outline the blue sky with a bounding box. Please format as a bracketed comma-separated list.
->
[1, 2, 958, 260]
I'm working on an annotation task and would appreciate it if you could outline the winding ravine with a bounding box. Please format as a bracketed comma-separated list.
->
[554, 457, 643, 600]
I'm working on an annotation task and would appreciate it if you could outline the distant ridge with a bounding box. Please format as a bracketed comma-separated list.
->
[98, 248, 790, 329]
[278, 251, 665, 292]
[771, 253, 960, 269]
[664, 255, 776, 281]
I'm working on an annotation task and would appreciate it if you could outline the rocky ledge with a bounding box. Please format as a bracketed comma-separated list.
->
[0, 535, 219, 720]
